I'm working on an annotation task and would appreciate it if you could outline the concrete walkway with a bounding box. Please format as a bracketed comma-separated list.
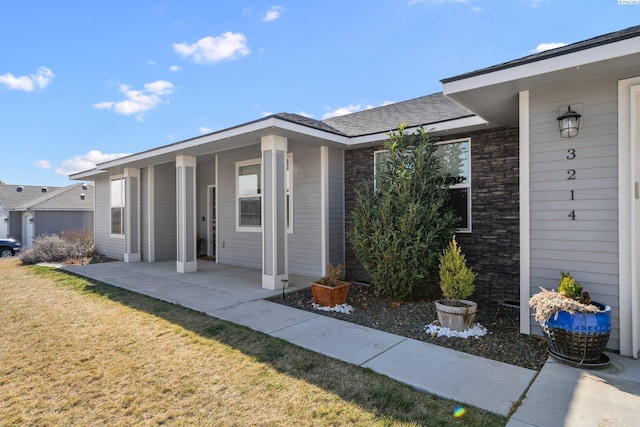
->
[63, 261, 640, 425]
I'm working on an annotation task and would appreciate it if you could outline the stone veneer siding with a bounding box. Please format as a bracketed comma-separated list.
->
[344, 125, 520, 302]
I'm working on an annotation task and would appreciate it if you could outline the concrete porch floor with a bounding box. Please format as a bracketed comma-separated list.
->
[64, 260, 311, 314]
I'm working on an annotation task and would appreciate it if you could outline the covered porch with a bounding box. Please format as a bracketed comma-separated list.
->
[63, 260, 312, 314]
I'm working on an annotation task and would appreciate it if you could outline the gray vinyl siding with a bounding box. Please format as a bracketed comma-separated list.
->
[528, 75, 620, 349]
[197, 159, 215, 256]
[93, 175, 124, 259]
[140, 167, 149, 261]
[33, 211, 93, 236]
[217, 147, 262, 269]
[288, 144, 323, 277]
[154, 162, 177, 261]
[328, 147, 345, 269]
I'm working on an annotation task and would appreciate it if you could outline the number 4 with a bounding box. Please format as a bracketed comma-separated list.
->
[568, 210, 576, 220]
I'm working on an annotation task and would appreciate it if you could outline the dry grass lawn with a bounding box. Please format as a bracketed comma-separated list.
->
[0, 258, 505, 426]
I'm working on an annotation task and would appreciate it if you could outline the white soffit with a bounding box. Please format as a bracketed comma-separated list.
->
[444, 37, 640, 95]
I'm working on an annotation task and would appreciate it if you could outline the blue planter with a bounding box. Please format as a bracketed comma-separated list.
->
[541, 302, 611, 363]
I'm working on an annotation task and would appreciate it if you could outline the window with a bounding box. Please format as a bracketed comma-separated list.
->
[286, 154, 293, 232]
[436, 139, 471, 232]
[373, 138, 472, 232]
[236, 155, 293, 232]
[110, 176, 125, 236]
[237, 161, 261, 228]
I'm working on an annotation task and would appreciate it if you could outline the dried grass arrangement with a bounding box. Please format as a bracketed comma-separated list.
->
[529, 287, 602, 323]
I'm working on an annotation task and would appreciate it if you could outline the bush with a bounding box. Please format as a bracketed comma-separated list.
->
[19, 230, 94, 265]
[438, 237, 476, 301]
[348, 124, 458, 300]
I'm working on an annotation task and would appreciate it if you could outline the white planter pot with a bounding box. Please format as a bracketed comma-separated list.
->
[435, 299, 478, 331]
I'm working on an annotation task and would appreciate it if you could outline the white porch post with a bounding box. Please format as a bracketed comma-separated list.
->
[261, 135, 288, 290]
[176, 155, 198, 273]
[124, 168, 141, 262]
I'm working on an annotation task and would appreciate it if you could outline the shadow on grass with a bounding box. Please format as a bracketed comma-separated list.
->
[37, 266, 506, 427]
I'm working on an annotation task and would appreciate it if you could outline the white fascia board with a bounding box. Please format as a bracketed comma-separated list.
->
[444, 37, 640, 95]
[346, 115, 488, 146]
[70, 169, 108, 180]
[70, 117, 350, 179]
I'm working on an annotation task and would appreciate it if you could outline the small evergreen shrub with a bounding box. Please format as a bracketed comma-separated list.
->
[438, 237, 476, 301]
[349, 124, 458, 300]
[558, 271, 582, 299]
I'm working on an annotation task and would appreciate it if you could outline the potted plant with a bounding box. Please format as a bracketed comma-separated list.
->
[435, 237, 478, 331]
[529, 272, 611, 364]
[310, 264, 351, 307]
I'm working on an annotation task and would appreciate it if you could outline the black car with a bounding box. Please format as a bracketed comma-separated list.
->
[0, 238, 22, 257]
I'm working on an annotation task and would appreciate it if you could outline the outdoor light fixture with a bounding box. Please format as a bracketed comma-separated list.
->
[557, 105, 582, 138]
[3, 218, 7, 223]
[29, 218, 34, 223]
[80, 193, 86, 201]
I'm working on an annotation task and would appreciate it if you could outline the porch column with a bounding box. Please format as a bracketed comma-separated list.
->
[261, 135, 288, 290]
[124, 168, 141, 262]
[176, 155, 197, 273]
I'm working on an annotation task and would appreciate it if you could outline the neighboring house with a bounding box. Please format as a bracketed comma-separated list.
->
[71, 25, 640, 359]
[0, 183, 95, 248]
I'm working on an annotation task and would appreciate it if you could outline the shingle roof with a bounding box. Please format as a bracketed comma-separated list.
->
[0, 184, 94, 211]
[442, 25, 640, 83]
[271, 113, 347, 136]
[322, 92, 475, 137]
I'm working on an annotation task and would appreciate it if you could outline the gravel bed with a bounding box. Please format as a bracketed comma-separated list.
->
[269, 283, 548, 371]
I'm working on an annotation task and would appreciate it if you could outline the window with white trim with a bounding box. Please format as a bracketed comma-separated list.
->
[286, 154, 293, 232]
[237, 160, 262, 229]
[436, 139, 471, 232]
[236, 155, 293, 232]
[373, 138, 471, 232]
[110, 176, 125, 236]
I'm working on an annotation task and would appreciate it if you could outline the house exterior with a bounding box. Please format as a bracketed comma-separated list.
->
[0, 183, 95, 248]
[71, 25, 640, 359]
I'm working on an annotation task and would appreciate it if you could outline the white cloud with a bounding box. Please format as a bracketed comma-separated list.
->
[55, 150, 131, 176]
[263, 5, 284, 22]
[531, 42, 567, 53]
[199, 126, 213, 134]
[169, 65, 183, 72]
[323, 104, 363, 119]
[296, 111, 313, 118]
[93, 80, 175, 120]
[34, 160, 51, 169]
[322, 101, 395, 119]
[173, 32, 250, 64]
[0, 66, 54, 92]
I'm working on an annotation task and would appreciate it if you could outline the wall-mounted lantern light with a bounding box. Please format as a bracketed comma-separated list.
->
[80, 193, 86, 201]
[3, 218, 7, 223]
[557, 105, 582, 138]
[29, 218, 34, 223]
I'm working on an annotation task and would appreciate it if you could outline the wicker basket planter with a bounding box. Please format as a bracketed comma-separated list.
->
[541, 302, 611, 363]
[310, 280, 351, 307]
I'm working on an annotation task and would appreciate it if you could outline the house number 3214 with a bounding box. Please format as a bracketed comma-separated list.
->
[567, 148, 576, 220]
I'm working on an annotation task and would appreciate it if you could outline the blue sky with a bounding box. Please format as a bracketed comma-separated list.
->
[1, 0, 637, 186]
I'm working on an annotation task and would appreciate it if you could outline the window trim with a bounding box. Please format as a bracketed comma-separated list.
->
[372, 137, 472, 233]
[286, 153, 293, 234]
[109, 175, 125, 238]
[236, 158, 262, 232]
[437, 137, 472, 233]
[235, 155, 294, 233]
